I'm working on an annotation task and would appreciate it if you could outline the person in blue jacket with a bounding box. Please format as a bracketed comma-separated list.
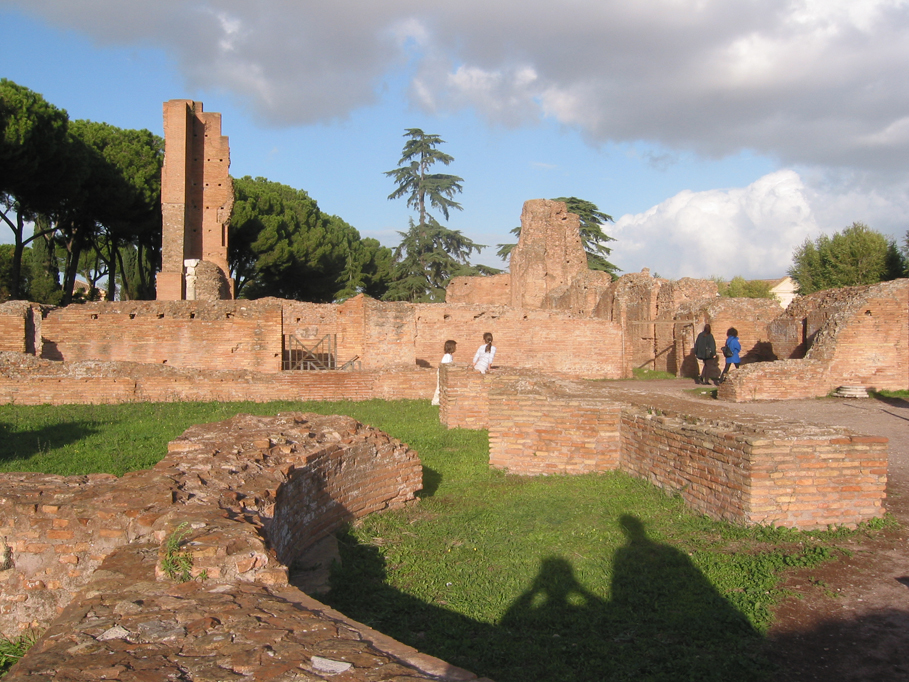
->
[716, 327, 741, 384]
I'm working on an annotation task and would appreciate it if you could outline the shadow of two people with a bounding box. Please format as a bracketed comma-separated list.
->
[325, 514, 766, 682]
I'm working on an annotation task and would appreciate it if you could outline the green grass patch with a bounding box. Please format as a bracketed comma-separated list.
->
[631, 367, 678, 380]
[870, 389, 909, 400]
[0, 399, 886, 681]
[0, 630, 40, 677]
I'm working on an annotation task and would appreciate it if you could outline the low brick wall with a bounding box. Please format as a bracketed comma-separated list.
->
[718, 359, 832, 402]
[439, 371, 888, 529]
[1, 414, 480, 681]
[488, 376, 621, 475]
[620, 405, 887, 527]
[0, 355, 436, 405]
[439, 365, 492, 429]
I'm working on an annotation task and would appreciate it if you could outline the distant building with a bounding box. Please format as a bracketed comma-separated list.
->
[763, 276, 797, 308]
[73, 278, 107, 301]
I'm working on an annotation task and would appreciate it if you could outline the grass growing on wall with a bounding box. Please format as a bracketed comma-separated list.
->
[0, 399, 884, 681]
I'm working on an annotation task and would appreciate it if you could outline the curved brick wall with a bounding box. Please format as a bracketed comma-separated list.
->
[0, 414, 483, 681]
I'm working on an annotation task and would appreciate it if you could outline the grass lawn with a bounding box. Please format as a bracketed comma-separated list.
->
[0, 399, 886, 681]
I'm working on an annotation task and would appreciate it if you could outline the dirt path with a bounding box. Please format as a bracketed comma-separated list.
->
[610, 380, 909, 681]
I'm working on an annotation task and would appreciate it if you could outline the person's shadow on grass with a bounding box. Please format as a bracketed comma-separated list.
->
[325, 514, 767, 682]
[497, 514, 765, 681]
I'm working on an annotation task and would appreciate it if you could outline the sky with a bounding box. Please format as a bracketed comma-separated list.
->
[2, 0, 908, 280]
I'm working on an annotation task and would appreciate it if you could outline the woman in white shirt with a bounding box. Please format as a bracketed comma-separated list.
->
[431, 339, 457, 405]
[472, 332, 496, 374]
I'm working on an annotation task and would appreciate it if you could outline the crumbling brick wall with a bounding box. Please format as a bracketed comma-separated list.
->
[445, 273, 512, 306]
[673, 297, 782, 379]
[0, 302, 42, 354]
[723, 280, 909, 400]
[0, 413, 422, 637]
[414, 304, 625, 377]
[0, 356, 436, 406]
[509, 199, 588, 309]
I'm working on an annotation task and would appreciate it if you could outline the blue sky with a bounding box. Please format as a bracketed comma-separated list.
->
[2, 1, 908, 279]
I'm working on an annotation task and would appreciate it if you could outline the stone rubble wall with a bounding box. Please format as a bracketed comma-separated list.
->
[438, 371, 887, 530]
[1, 414, 483, 681]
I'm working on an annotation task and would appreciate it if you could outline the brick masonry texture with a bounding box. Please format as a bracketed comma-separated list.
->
[721, 279, 909, 401]
[158, 100, 234, 301]
[439, 370, 887, 530]
[0, 413, 486, 681]
[0, 353, 436, 405]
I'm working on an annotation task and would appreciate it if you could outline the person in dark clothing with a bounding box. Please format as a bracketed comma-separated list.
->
[693, 324, 717, 385]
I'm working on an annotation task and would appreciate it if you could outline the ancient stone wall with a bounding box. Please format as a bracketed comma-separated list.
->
[445, 273, 511, 306]
[39, 300, 283, 374]
[157, 100, 234, 301]
[672, 296, 782, 380]
[1, 414, 479, 682]
[487, 376, 622, 475]
[0, 302, 28, 353]
[439, 366, 491, 429]
[619, 403, 887, 528]
[722, 280, 909, 400]
[438, 371, 887, 529]
[413, 304, 625, 377]
[508, 199, 588, 309]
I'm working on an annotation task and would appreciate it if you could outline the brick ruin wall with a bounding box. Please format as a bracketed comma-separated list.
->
[157, 100, 234, 301]
[0, 354, 435, 406]
[38, 300, 284, 373]
[3, 277, 907, 404]
[720, 279, 909, 401]
[439, 369, 887, 530]
[0, 414, 484, 681]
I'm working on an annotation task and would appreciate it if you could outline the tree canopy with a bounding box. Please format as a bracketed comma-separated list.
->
[383, 129, 491, 302]
[1, 80, 165, 304]
[714, 276, 775, 299]
[230, 176, 392, 302]
[497, 196, 619, 277]
[789, 222, 904, 295]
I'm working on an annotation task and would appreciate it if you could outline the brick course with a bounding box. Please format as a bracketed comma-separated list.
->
[439, 370, 887, 529]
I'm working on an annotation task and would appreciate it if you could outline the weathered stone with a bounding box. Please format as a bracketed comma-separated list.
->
[0, 414, 476, 682]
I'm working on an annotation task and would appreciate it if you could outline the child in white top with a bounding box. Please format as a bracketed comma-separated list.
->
[431, 339, 457, 405]
[472, 332, 496, 374]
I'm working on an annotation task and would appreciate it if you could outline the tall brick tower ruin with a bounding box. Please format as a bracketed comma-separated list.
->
[156, 100, 234, 300]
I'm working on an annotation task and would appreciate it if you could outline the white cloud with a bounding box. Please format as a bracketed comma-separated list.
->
[612, 167, 909, 279]
[613, 170, 814, 279]
[8, 0, 907, 173]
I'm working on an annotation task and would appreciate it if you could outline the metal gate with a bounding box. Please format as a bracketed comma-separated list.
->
[282, 334, 360, 371]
